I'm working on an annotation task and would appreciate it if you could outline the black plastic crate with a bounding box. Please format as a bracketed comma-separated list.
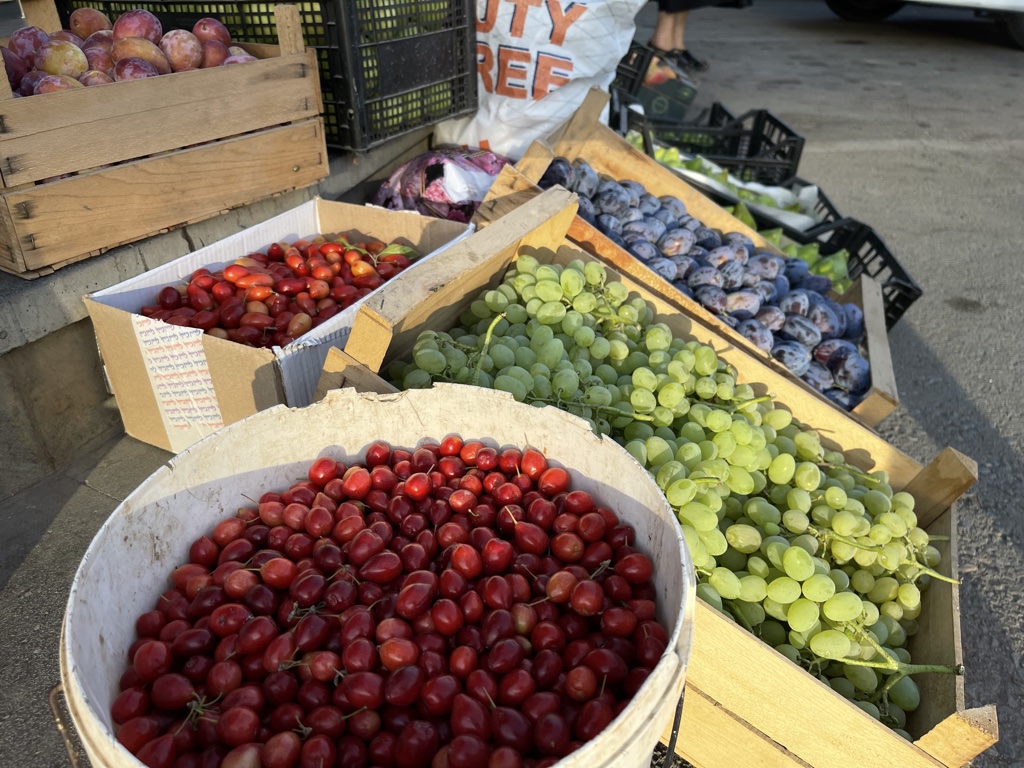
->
[832, 223, 922, 330]
[56, 0, 478, 152]
[613, 42, 699, 124]
[647, 102, 805, 185]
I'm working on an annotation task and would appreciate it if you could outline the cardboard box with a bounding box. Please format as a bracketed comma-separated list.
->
[315, 186, 998, 768]
[85, 198, 472, 453]
[512, 90, 898, 428]
[0, 5, 328, 278]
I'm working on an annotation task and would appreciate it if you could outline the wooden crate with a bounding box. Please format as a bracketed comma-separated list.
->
[316, 186, 997, 768]
[504, 90, 897, 429]
[0, 4, 328, 278]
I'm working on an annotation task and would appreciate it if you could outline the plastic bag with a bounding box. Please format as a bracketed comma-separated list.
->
[434, 0, 648, 159]
[371, 147, 512, 223]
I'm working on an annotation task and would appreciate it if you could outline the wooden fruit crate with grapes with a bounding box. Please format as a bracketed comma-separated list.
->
[0, 3, 326, 278]
[314, 186, 998, 768]
[506, 89, 898, 430]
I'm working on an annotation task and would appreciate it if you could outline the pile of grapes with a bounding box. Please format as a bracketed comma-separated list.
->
[112, 439, 670, 768]
[537, 159, 871, 410]
[392, 255, 958, 737]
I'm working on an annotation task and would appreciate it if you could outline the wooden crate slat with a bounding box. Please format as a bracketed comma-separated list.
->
[0, 53, 320, 187]
[5, 119, 326, 272]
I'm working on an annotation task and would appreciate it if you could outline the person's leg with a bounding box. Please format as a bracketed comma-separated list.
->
[674, 10, 709, 72]
[650, 10, 677, 52]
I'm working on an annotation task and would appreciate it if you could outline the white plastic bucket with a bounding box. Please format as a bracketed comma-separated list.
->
[62, 385, 695, 768]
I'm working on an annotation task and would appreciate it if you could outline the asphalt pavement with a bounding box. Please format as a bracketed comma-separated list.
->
[2, 1, 1022, 766]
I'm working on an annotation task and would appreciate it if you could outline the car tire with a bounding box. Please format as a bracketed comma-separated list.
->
[999, 13, 1024, 49]
[824, 0, 905, 23]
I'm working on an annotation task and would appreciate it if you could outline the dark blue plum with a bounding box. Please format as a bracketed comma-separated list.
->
[680, 217, 702, 232]
[736, 319, 774, 352]
[732, 246, 751, 266]
[741, 269, 761, 288]
[695, 285, 728, 313]
[606, 230, 626, 248]
[780, 314, 823, 348]
[618, 208, 645, 224]
[650, 207, 678, 229]
[808, 302, 842, 340]
[802, 274, 834, 295]
[771, 342, 812, 377]
[658, 196, 687, 220]
[832, 352, 871, 395]
[753, 280, 777, 304]
[843, 304, 865, 342]
[746, 254, 781, 280]
[647, 257, 678, 281]
[688, 266, 724, 289]
[571, 160, 600, 198]
[723, 232, 756, 252]
[784, 258, 810, 286]
[619, 180, 645, 207]
[824, 298, 848, 338]
[628, 239, 661, 263]
[706, 246, 736, 268]
[694, 228, 723, 250]
[539, 158, 575, 190]
[623, 220, 661, 243]
[824, 388, 863, 410]
[726, 290, 762, 320]
[772, 274, 791, 302]
[639, 193, 661, 216]
[595, 184, 632, 218]
[576, 195, 596, 225]
[779, 290, 811, 316]
[668, 255, 698, 281]
[801, 361, 835, 393]
[686, 246, 709, 260]
[596, 214, 622, 237]
[755, 305, 786, 331]
[813, 338, 858, 367]
[672, 280, 695, 299]
[720, 260, 746, 290]
[658, 228, 697, 257]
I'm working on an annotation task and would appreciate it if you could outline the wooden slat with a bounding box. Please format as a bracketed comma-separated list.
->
[902, 448, 978, 529]
[274, 4, 305, 56]
[314, 347, 401, 403]
[916, 706, 1000, 768]
[0, 52, 321, 187]
[847, 276, 899, 423]
[666, 687, 812, 768]
[344, 187, 580, 373]
[4, 119, 327, 271]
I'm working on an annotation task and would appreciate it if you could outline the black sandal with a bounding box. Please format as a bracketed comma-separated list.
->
[647, 42, 710, 75]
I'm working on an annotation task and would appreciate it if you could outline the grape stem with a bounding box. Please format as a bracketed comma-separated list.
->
[817, 460, 882, 486]
[723, 599, 754, 633]
[704, 395, 774, 412]
[472, 312, 507, 386]
[807, 526, 959, 585]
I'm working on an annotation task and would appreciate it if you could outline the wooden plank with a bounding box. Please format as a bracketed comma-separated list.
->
[4, 119, 327, 272]
[344, 187, 580, 373]
[314, 347, 401, 403]
[685, 599, 947, 768]
[667, 687, 812, 768]
[0, 52, 321, 187]
[916, 706, 999, 768]
[846, 276, 899, 423]
[274, 4, 305, 56]
[901, 448, 978, 529]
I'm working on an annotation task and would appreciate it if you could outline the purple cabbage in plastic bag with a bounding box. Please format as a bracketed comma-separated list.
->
[371, 146, 512, 223]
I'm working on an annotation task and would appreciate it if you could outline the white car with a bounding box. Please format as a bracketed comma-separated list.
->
[824, 0, 1024, 47]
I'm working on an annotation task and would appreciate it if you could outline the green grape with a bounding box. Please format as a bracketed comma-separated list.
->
[738, 574, 768, 603]
[537, 301, 567, 325]
[552, 368, 579, 398]
[747, 556, 770, 580]
[693, 346, 718, 376]
[709, 567, 742, 600]
[517, 254, 539, 274]
[484, 290, 509, 312]
[413, 348, 448, 375]
[766, 576, 802, 604]
[878, 512, 908, 537]
[725, 466, 755, 495]
[608, 340, 629, 361]
[863, 489, 892, 516]
[535, 338, 565, 369]
[828, 568, 851, 592]
[767, 454, 796, 485]
[762, 408, 793, 430]
[794, 431, 823, 460]
[666, 479, 698, 507]
[513, 346, 537, 370]
[632, 367, 658, 391]
[705, 409, 732, 434]
[868, 524, 892, 546]
[587, 336, 610, 360]
[617, 304, 639, 324]
[403, 368, 433, 389]
[786, 488, 812, 514]
[731, 600, 766, 628]
[886, 703, 908, 730]
[624, 421, 655, 442]
[855, 701, 881, 720]
[782, 510, 809, 534]
[534, 265, 560, 283]
[851, 570, 875, 594]
[782, 546, 815, 581]
[897, 583, 920, 611]
[624, 440, 647, 466]
[829, 676, 857, 699]
[696, 582, 724, 612]
[560, 268, 584, 298]
[763, 537, 789, 570]
[532, 375, 553, 399]
[830, 510, 859, 537]
[695, 376, 718, 400]
[504, 303, 529, 324]
[677, 501, 717, 532]
[823, 592, 863, 622]
[646, 437, 674, 466]
[712, 431, 737, 459]
[888, 676, 920, 712]
[573, 326, 596, 348]
[775, 643, 802, 664]
[493, 374, 527, 402]
[627, 387, 655, 414]
[867, 576, 899, 604]
[762, 597, 790, 623]
[844, 664, 879, 693]
[793, 462, 822, 491]
[656, 461, 688, 489]
[561, 311, 584, 336]
[922, 545, 941, 568]
[802, 573, 837, 602]
[824, 486, 848, 509]
[746, 498, 781, 527]
[725, 524, 762, 554]
[583, 261, 605, 286]
[861, 601, 880, 628]
[470, 299, 494, 319]
[489, 343, 516, 371]
[699, 528, 728, 557]
[787, 598, 820, 632]
[582, 385, 612, 407]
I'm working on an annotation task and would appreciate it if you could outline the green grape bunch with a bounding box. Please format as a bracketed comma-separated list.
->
[389, 254, 959, 738]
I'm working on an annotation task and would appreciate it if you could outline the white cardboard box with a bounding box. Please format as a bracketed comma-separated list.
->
[84, 198, 473, 453]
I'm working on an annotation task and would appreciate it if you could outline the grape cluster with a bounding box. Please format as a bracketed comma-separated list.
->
[391, 256, 958, 737]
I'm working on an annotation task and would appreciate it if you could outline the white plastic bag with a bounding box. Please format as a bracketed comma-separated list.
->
[434, 0, 647, 160]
